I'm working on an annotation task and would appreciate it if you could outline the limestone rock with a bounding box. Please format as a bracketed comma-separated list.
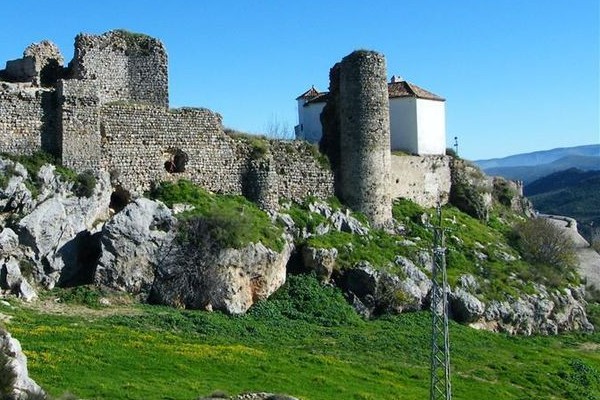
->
[95, 198, 176, 294]
[301, 246, 338, 281]
[450, 288, 485, 323]
[17, 169, 111, 287]
[340, 260, 431, 316]
[0, 327, 45, 400]
[152, 241, 292, 314]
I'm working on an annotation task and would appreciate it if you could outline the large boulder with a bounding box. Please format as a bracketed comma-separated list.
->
[301, 246, 338, 282]
[339, 259, 432, 316]
[95, 198, 176, 294]
[0, 328, 45, 400]
[480, 287, 593, 335]
[151, 241, 292, 314]
[16, 168, 112, 288]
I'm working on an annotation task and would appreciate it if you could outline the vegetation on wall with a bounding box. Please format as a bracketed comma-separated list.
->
[0, 152, 96, 198]
[149, 179, 284, 251]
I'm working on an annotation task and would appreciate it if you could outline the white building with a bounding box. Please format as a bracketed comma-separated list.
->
[294, 86, 328, 143]
[294, 76, 446, 155]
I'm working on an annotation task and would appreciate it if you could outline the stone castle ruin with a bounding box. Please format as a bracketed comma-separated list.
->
[0, 30, 451, 225]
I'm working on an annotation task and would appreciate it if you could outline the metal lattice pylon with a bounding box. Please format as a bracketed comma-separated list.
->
[430, 205, 452, 400]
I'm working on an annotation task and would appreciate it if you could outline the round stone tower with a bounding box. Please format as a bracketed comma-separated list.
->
[338, 50, 392, 227]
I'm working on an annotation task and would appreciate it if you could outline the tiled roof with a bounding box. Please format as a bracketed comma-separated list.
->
[304, 92, 330, 105]
[295, 86, 321, 100]
[388, 81, 445, 101]
[296, 80, 444, 104]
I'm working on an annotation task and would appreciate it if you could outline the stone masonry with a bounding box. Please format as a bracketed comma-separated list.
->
[0, 29, 448, 215]
[326, 50, 393, 227]
[0, 30, 333, 207]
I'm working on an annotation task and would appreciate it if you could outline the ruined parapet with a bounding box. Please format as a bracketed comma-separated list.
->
[69, 30, 168, 107]
[2, 41, 64, 87]
[58, 79, 101, 171]
[336, 50, 392, 227]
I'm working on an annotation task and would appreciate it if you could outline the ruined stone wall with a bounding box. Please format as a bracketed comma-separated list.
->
[270, 141, 334, 202]
[58, 79, 101, 171]
[390, 155, 451, 207]
[0, 83, 58, 156]
[93, 103, 335, 203]
[337, 51, 392, 227]
[70, 31, 168, 107]
[98, 104, 245, 195]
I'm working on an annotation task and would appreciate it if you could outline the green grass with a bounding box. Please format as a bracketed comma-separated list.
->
[289, 198, 573, 302]
[149, 180, 284, 251]
[1, 278, 599, 400]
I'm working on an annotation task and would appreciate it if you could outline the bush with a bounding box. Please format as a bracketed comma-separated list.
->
[50, 286, 103, 308]
[150, 180, 284, 251]
[250, 274, 362, 326]
[513, 218, 577, 285]
[73, 170, 97, 198]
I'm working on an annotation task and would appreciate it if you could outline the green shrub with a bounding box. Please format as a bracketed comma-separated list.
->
[73, 170, 97, 198]
[513, 218, 576, 269]
[250, 274, 362, 326]
[150, 180, 284, 251]
[50, 286, 103, 308]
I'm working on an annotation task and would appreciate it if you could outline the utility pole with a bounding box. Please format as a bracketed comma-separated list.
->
[453, 136, 458, 156]
[430, 205, 452, 400]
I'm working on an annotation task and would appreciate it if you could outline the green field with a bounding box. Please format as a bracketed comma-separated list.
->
[2, 279, 599, 400]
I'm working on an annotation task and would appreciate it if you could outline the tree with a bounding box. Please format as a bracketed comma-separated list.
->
[514, 218, 577, 272]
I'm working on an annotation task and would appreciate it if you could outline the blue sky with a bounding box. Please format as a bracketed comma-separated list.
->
[1, 1, 598, 160]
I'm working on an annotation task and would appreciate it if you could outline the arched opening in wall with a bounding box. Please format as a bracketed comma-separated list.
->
[164, 148, 189, 173]
[110, 186, 131, 213]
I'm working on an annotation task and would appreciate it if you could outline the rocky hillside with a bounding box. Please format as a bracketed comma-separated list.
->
[0, 153, 594, 339]
[525, 168, 600, 244]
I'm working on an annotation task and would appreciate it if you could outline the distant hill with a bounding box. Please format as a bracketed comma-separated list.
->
[526, 168, 600, 241]
[474, 145, 600, 184]
[475, 144, 599, 170]
[484, 155, 600, 184]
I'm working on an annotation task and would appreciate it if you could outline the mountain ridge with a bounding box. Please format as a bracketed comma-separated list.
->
[474, 144, 599, 170]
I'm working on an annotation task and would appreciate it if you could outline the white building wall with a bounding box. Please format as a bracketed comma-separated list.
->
[415, 99, 446, 155]
[389, 97, 418, 153]
[296, 102, 325, 142]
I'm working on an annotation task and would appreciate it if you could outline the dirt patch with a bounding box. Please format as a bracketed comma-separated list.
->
[10, 296, 142, 320]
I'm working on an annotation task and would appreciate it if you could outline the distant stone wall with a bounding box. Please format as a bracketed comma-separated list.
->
[0, 83, 57, 156]
[70, 31, 168, 107]
[337, 50, 392, 227]
[390, 155, 451, 207]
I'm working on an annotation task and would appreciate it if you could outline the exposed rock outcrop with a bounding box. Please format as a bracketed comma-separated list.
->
[0, 327, 45, 400]
[95, 198, 176, 294]
[151, 241, 292, 314]
[16, 167, 111, 288]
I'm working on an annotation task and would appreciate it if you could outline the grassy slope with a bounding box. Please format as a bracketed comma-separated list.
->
[2, 283, 599, 400]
